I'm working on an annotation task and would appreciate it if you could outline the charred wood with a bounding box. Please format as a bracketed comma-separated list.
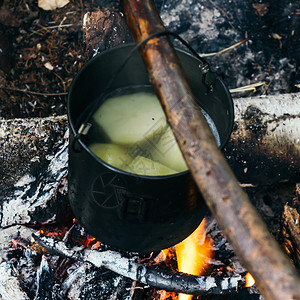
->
[0, 225, 43, 299]
[83, 9, 133, 56]
[34, 256, 55, 300]
[282, 202, 300, 269]
[0, 261, 30, 300]
[32, 232, 242, 296]
[0, 225, 135, 300]
[0, 115, 68, 192]
[0, 116, 70, 228]
[121, 0, 300, 299]
[59, 262, 133, 300]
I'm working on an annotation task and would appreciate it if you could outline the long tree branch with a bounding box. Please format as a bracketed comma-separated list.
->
[121, 0, 300, 299]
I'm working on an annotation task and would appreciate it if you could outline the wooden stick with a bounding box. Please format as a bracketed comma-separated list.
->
[121, 0, 300, 299]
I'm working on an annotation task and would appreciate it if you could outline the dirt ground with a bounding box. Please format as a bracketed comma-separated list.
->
[0, 0, 299, 119]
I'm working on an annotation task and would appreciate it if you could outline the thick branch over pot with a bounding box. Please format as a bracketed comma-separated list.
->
[121, 0, 300, 299]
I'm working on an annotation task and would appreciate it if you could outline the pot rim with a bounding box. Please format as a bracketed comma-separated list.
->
[67, 42, 234, 180]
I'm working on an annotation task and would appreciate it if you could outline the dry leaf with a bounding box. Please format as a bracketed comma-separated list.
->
[38, 0, 70, 11]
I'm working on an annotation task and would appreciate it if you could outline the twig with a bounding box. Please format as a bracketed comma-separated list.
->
[79, 0, 84, 26]
[229, 81, 266, 93]
[0, 86, 68, 97]
[32, 232, 242, 296]
[198, 39, 246, 57]
[39, 24, 77, 29]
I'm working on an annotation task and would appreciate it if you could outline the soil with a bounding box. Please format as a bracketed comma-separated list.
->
[0, 0, 299, 119]
[0, 0, 101, 119]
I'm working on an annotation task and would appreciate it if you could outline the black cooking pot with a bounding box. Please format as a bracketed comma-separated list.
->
[68, 43, 234, 253]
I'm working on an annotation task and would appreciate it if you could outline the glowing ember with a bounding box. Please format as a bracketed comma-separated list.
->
[38, 229, 59, 238]
[175, 218, 213, 300]
[245, 272, 255, 287]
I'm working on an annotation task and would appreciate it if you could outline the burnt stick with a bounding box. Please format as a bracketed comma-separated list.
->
[32, 232, 241, 295]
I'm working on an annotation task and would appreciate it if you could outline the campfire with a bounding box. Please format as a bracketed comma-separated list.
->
[1, 211, 259, 299]
[4, 180, 299, 300]
[1, 0, 299, 299]
[1, 140, 298, 299]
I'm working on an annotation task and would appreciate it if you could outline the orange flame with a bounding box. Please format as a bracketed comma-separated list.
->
[154, 248, 171, 264]
[175, 218, 213, 300]
[245, 272, 255, 287]
[85, 237, 96, 247]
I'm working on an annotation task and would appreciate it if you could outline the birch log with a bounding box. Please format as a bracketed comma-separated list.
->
[121, 0, 300, 299]
[0, 96, 298, 228]
[224, 93, 300, 184]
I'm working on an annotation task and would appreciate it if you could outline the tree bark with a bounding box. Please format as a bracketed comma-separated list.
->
[121, 0, 300, 299]
[0, 116, 70, 228]
[224, 93, 300, 184]
[282, 202, 300, 269]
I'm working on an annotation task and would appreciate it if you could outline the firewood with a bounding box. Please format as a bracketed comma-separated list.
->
[34, 256, 55, 300]
[282, 202, 300, 269]
[225, 93, 300, 184]
[0, 225, 36, 253]
[0, 116, 70, 228]
[83, 9, 133, 56]
[121, 0, 300, 299]
[32, 232, 242, 295]
[0, 261, 30, 300]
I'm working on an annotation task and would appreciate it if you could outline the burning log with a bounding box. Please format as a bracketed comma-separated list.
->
[59, 262, 134, 300]
[0, 225, 40, 300]
[0, 224, 135, 299]
[0, 225, 37, 255]
[32, 231, 242, 296]
[121, 0, 300, 299]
